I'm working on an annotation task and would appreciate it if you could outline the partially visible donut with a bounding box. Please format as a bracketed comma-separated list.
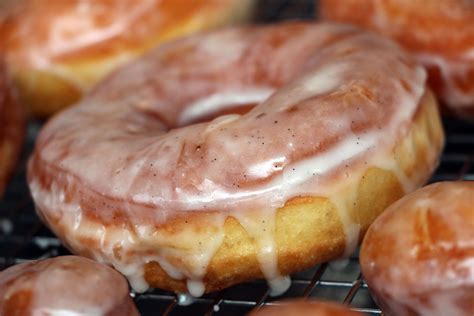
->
[0, 256, 138, 316]
[360, 181, 474, 316]
[0, 61, 24, 196]
[28, 22, 444, 296]
[0, 0, 255, 117]
[249, 300, 363, 316]
[319, 0, 474, 117]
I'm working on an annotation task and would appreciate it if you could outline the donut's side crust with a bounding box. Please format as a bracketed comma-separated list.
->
[34, 90, 443, 294]
[2, 0, 255, 116]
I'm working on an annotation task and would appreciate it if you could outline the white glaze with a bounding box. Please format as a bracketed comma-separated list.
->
[186, 280, 206, 298]
[177, 293, 195, 306]
[231, 208, 290, 295]
[178, 88, 274, 126]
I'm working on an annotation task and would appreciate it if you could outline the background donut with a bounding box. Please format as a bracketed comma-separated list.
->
[0, 256, 138, 316]
[0, 0, 255, 117]
[319, 0, 474, 118]
[360, 181, 474, 316]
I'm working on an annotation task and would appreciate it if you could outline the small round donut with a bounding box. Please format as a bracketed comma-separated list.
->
[0, 256, 138, 316]
[249, 300, 363, 316]
[28, 22, 444, 296]
[319, 0, 474, 117]
[0, 0, 254, 117]
[0, 61, 24, 196]
[360, 181, 474, 316]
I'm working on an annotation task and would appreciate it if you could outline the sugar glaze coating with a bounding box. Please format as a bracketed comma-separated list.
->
[320, 0, 474, 116]
[28, 22, 437, 296]
[0, 256, 138, 316]
[361, 181, 474, 316]
[0, 0, 254, 115]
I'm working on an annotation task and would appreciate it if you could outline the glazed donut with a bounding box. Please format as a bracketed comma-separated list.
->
[0, 256, 138, 316]
[0, 61, 24, 196]
[0, 0, 254, 117]
[319, 0, 474, 117]
[28, 22, 444, 296]
[250, 300, 362, 316]
[360, 181, 474, 316]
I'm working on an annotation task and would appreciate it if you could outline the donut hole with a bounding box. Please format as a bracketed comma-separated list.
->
[173, 87, 275, 127]
[180, 102, 257, 126]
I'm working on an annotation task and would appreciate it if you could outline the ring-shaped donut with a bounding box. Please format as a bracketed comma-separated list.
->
[28, 22, 444, 296]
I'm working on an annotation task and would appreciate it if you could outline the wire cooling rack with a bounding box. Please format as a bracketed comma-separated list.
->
[1, 1, 474, 315]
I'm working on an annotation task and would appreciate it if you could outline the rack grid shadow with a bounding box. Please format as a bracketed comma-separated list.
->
[1, 1, 473, 315]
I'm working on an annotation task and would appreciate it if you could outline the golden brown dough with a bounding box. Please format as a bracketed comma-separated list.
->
[360, 181, 474, 316]
[0, 0, 254, 116]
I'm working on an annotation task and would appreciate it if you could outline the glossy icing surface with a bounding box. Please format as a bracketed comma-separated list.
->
[0, 0, 252, 64]
[361, 181, 474, 316]
[29, 22, 428, 295]
[0, 0, 254, 113]
[0, 256, 138, 316]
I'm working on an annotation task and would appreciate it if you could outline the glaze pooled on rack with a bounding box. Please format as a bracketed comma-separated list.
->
[28, 22, 444, 296]
[0, 256, 138, 316]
